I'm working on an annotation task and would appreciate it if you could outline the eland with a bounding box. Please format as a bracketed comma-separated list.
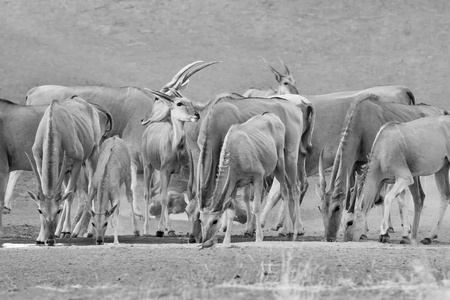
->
[317, 100, 446, 243]
[0, 99, 48, 237]
[200, 112, 288, 244]
[184, 93, 255, 243]
[348, 115, 450, 245]
[87, 136, 139, 245]
[28, 96, 108, 245]
[139, 61, 220, 237]
[243, 57, 299, 97]
[342, 167, 412, 242]
[141, 88, 202, 237]
[195, 95, 308, 242]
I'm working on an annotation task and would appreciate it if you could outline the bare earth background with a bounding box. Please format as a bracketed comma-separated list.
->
[1, 0, 450, 299]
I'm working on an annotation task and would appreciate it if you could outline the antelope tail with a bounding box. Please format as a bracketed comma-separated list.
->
[187, 150, 195, 200]
[405, 87, 416, 105]
[300, 103, 315, 155]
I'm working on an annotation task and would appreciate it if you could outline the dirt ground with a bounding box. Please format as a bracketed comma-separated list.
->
[2, 1, 450, 299]
[3, 173, 450, 299]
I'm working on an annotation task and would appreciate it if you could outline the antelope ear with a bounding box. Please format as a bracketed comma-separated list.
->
[62, 190, 73, 201]
[144, 88, 174, 105]
[183, 192, 190, 205]
[274, 73, 282, 83]
[178, 80, 190, 92]
[317, 149, 327, 197]
[27, 191, 39, 202]
[315, 183, 324, 199]
[86, 205, 94, 218]
[106, 204, 118, 217]
[156, 96, 174, 108]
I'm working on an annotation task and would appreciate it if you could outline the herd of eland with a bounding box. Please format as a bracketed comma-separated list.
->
[1, 58, 450, 247]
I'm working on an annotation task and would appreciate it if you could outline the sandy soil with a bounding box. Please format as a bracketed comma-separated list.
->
[2, 1, 450, 299]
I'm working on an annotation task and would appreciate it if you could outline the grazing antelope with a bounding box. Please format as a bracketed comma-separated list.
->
[185, 186, 249, 242]
[196, 95, 306, 242]
[349, 115, 450, 245]
[184, 93, 255, 243]
[28, 97, 107, 245]
[87, 136, 139, 245]
[317, 100, 445, 243]
[200, 113, 288, 244]
[258, 86, 416, 235]
[190, 93, 313, 243]
[342, 168, 411, 242]
[243, 57, 299, 97]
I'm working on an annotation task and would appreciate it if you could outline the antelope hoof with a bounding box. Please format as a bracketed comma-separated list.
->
[271, 224, 283, 232]
[359, 234, 368, 240]
[244, 231, 254, 238]
[286, 233, 294, 240]
[297, 231, 305, 237]
[387, 227, 395, 233]
[156, 231, 164, 238]
[35, 240, 45, 245]
[2, 207, 11, 214]
[62, 232, 71, 238]
[134, 230, 140, 237]
[46, 239, 55, 246]
[167, 230, 176, 237]
[400, 236, 410, 244]
[71, 233, 78, 238]
[378, 233, 390, 243]
[87, 233, 94, 238]
[188, 235, 198, 244]
[420, 237, 432, 245]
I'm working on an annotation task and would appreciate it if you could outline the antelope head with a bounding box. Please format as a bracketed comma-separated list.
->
[142, 89, 200, 125]
[262, 57, 299, 95]
[141, 60, 221, 125]
[26, 152, 70, 246]
[185, 197, 202, 243]
[199, 208, 221, 245]
[316, 149, 347, 242]
[88, 202, 118, 245]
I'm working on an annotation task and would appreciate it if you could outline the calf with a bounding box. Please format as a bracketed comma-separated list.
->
[88, 136, 140, 245]
[350, 116, 450, 245]
[200, 112, 288, 244]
